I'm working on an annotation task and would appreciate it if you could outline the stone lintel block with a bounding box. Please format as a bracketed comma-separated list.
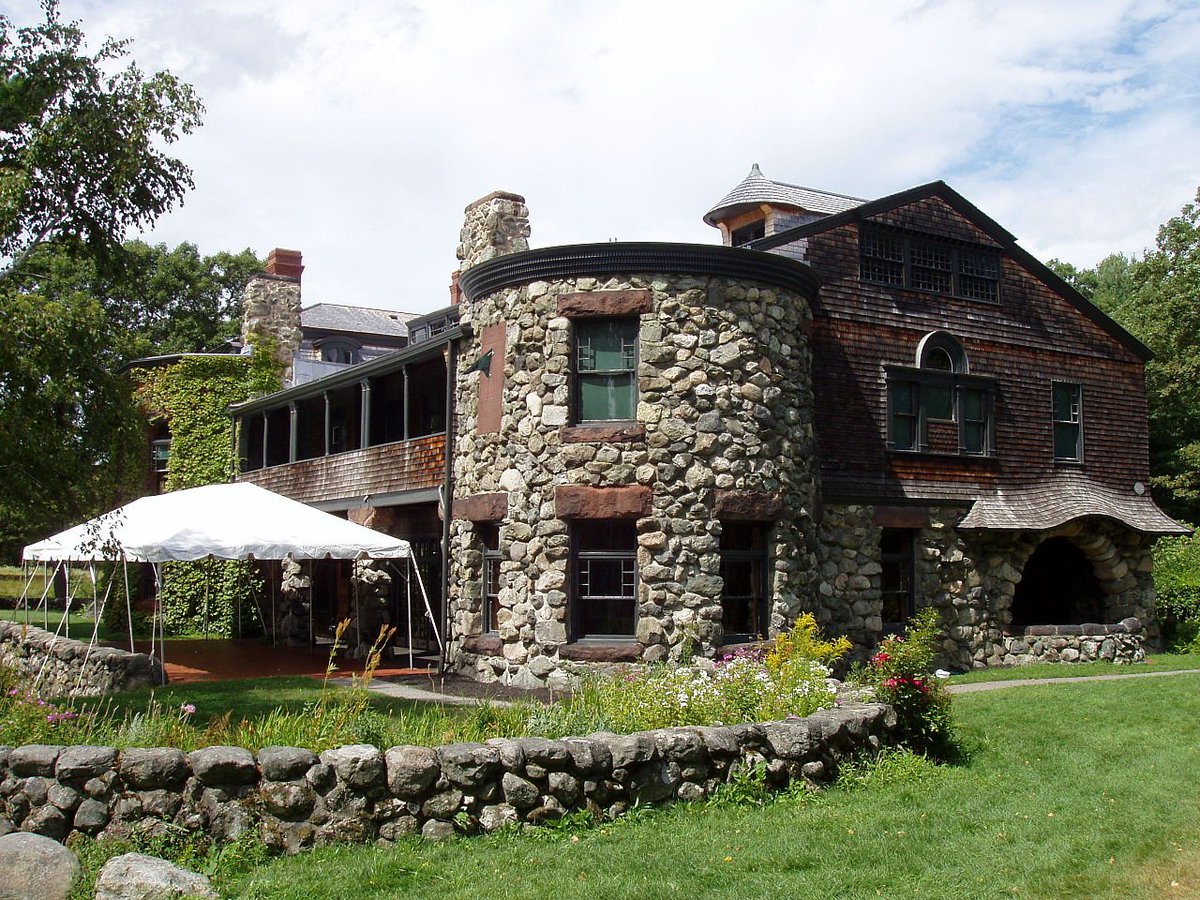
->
[559, 641, 642, 663]
[557, 290, 654, 317]
[555, 484, 651, 520]
[463, 634, 503, 654]
[713, 490, 782, 521]
[452, 493, 509, 522]
[560, 424, 646, 444]
[871, 505, 931, 528]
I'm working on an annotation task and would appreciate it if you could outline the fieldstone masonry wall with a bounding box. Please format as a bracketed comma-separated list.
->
[815, 504, 1155, 669]
[456, 191, 531, 271]
[0, 622, 164, 698]
[449, 269, 820, 687]
[0, 701, 896, 851]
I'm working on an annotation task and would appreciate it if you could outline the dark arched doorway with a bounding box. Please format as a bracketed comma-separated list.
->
[1010, 537, 1105, 628]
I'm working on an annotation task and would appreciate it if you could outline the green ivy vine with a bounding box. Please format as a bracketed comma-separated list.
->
[119, 340, 283, 637]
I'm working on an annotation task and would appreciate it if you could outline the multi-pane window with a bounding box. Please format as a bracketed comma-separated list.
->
[575, 319, 638, 422]
[731, 220, 765, 247]
[719, 523, 768, 641]
[479, 525, 501, 633]
[1052, 382, 1083, 461]
[861, 227, 1000, 302]
[574, 521, 637, 637]
[150, 439, 170, 474]
[880, 529, 915, 628]
[887, 336, 994, 456]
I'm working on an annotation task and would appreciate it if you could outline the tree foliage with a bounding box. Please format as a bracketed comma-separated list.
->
[0, 1, 203, 282]
[1058, 187, 1200, 522]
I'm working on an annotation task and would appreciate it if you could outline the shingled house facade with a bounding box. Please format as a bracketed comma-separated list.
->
[233, 173, 1185, 686]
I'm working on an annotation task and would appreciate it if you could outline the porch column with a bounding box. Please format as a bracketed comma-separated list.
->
[360, 379, 372, 449]
[260, 412, 269, 470]
[288, 402, 298, 463]
[402, 365, 410, 440]
[324, 391, 332, 456]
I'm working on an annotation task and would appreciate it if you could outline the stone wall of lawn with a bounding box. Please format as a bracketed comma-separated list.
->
[0, 701, 896, 852]
[0, 621, 164, 698]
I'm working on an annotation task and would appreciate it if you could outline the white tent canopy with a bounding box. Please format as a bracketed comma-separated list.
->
[23, 482, 412, 563]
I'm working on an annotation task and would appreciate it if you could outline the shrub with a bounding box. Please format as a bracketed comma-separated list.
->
[858, 608, 954, 758]
[1152, 529, 1200, 652]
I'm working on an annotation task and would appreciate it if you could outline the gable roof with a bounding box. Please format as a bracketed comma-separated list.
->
[703, 164, 865, 226]
[301, 303, 416, 338]
[751, 180, 1151, 361]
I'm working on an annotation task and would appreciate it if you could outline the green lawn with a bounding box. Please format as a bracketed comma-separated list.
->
[219, 673, 1200, 899]
[947, 650, 1200, 684]
[0, 608, 125, 644]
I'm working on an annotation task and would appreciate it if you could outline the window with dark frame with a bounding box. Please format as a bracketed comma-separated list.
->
[573, 520, 637, 638]
[719, 522, 768, 641]
[574, 319, 638, 422]
[150, 438, 170, 474]
[1052, 382, 1082, 461]
[479, 525, 501, 633]
[880, 529, 916, 627]
[731, 220, 766, 247]
[887, 334, 994, 456]
[860, 227, 1000, 303]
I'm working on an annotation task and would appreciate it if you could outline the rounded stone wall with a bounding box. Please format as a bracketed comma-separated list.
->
[448, 244, 821, 688]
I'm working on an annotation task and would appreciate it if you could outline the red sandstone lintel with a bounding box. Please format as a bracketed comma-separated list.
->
[452, 492, 509, 522]
[560, 424, 646, 444]
[713, 490, 783, 521]
[557, 290, 654, 317]
[555, 484, 652, 519]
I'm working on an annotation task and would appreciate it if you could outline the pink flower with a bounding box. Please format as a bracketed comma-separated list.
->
[180, 703, 196, 715]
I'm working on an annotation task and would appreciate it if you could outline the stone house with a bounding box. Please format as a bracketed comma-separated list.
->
[232, 173, 1186, 685]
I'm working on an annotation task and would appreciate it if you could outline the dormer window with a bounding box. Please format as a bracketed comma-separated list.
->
[731, 220, 765, 247]
[861, 227, 1000, 302]
[317, 338, 361, 365]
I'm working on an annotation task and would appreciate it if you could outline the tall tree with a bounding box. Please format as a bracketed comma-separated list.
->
[0, 1, 202, 283]
[1125, 189, 1200, 521]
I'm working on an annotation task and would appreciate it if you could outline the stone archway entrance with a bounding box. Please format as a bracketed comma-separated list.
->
[1010, 536, 1106, 627]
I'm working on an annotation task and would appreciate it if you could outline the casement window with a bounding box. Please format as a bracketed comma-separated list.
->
[719, 522, 769, 642]
[573, 520, 637, 638]
[861, 227, 1001, 303]
[574, 319, 637, 422]
[731, 220, 765, 247]
[880, 529, 916, 628]
[887, 332, 995, 456]
[150, 438, 170, 474]
[1052, 382, 1083, 461]
[479, 525, 502, 633]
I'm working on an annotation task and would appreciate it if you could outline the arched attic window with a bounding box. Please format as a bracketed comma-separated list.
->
[317, 338, 362, 365]
[887, 331, 994, 456]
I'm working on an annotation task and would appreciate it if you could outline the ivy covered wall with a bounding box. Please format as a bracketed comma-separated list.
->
[122, 346, 282, 637]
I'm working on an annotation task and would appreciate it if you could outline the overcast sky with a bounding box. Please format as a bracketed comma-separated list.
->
[5, 0, 1200, 314]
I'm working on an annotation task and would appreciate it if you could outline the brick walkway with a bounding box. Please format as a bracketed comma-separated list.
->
[124, 638, 434, 684]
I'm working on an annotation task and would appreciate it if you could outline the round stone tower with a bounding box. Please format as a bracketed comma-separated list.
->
[446, 242, 822, 688]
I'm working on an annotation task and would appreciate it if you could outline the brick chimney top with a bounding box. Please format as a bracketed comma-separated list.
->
[265, 248, 304, 281]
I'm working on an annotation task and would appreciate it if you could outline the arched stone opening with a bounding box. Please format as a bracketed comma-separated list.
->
[1010, 536, 1106, 628]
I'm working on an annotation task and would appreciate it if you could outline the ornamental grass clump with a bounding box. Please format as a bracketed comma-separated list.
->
[858, 607, 954, 758]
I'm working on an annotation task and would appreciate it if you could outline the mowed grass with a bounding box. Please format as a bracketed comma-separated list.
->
[947, 650, 1200, 684]
[226, 673, 1200, 899]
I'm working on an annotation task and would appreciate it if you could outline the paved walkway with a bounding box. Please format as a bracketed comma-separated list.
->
[947, 666, 1200, 694]
[328, 676, 501, 707]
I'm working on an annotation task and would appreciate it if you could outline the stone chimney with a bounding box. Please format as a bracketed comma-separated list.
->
[241, 248, 304, 384]
[456, 191, 530, 272]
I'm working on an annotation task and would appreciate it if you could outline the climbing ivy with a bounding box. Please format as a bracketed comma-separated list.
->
[119, 341, 283, 636]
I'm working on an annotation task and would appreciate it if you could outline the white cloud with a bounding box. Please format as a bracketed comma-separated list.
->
[4, 0, 1198, 311]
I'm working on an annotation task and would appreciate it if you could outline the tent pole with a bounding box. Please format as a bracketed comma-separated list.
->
[270, 560, 277, 648]
[406, 561, 414, 669]
[122, 558, 135, 653]
[153, 562, 167, 686]
[308, 559, 313, 649]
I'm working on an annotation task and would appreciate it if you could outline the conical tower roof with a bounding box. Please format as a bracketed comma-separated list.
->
[703, 164, 864, 227]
